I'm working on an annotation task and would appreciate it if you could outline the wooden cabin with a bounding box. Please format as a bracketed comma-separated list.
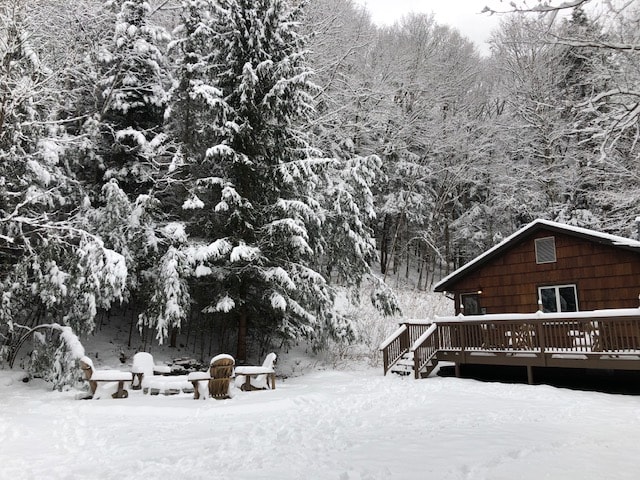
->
[380, 219, 640, 384]
[434, 219, 640, 315]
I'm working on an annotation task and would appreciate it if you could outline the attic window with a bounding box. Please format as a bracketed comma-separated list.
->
[535, 236, 556, 264]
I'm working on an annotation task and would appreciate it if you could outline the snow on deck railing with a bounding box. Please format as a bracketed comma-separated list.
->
[434, 307, 640, 323]
[410, 323, 438, 352]
[379, 324, 407, 350]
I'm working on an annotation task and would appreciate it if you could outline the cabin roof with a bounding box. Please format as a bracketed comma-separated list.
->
[433, 219, 640, 292]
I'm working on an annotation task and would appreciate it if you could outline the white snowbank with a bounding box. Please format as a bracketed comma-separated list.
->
[1, 368, 639, 479]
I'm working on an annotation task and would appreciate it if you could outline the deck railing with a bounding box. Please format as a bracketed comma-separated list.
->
[379, 323, 433, 375]
[380, 325, 408, 375]
[381, 310, 640, 377]
[411, 324, 438, 379]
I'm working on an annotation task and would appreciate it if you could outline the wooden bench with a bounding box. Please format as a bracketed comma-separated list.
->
[80, 356, 132, 399]
[187, 372, 211, 399]
[130, 352, 189, 395]
[234, 366, 276, 391]
[235, 353, 277, 391]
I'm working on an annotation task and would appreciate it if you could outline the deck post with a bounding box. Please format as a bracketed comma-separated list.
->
[526, 365, 534, 385]
[455, 363, 461, 378]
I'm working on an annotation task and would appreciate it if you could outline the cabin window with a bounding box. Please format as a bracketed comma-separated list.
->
[460, 293, 483, 315]
[538, 284, 578, 313]
[535, 236, 556, 264]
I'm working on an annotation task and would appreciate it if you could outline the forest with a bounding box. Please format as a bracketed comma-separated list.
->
[1, 0, 639, 384]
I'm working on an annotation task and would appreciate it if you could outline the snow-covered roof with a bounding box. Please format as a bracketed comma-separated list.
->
[434, 219, 640, 293]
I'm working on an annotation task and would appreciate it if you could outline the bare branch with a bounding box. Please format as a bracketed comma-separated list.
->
[482, 0, 591, 15]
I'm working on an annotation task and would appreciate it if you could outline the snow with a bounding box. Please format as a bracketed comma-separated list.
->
[58, 326, 86, 359]
[207, 294, 235, 313]
[37, 139, 61, 166]
[205, 144, 234, 158]
[194, 264, 212, 277]
[185, 239, 232, 262]
[102, 248, 128, 293]
[230, 243, 260, 262]
[263, 267, 296, 291]
[115, 127, 147, 147]
[89, 370, 133, 381]
[210, 353, 235, 364]
[161, 222, 188, 243]
[182, 195, 205, 210]
[270, 291, 287, 310]
[2, 367, 640, 479]
[234, 366, 274, 375]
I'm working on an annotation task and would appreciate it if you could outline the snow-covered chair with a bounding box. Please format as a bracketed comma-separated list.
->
[235, 352, 277, 391]
[79, 356, 133, 399]
[188, 354, 235, 400]
[131, 352, 191, 395]
[209, 354, 235, 399]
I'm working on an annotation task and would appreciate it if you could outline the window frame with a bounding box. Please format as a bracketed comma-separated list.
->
[535, 236, 557, 264]
[537, 284, 579, 313]
[460, 293, 483, 315]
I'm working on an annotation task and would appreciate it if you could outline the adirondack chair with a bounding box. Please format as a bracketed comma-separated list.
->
[131, 352, 192, 395]
[209, 354, 235, 399]
[235, 352, 277, 391]
[187, 354, 235, 400]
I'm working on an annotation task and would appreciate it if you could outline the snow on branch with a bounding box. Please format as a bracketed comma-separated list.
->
[203, 294, 235, 313]
[230, 243, 260, 263]
[262, 266, 297, 291]
[482, 0, 591, 15]
[184, 239, 232, 263]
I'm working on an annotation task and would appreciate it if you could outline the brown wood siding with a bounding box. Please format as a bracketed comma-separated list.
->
[450, 229, 640, 314]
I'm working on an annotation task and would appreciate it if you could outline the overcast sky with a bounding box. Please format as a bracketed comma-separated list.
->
[353, 0, 504, 56]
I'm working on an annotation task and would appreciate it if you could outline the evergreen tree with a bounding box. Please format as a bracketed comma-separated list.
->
[152, 0, 398, 359]
[0, 2, 127, 367]
[94, 0, 170, 197]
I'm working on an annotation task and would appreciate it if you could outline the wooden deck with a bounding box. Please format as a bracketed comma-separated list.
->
[381, 310, 640, 383]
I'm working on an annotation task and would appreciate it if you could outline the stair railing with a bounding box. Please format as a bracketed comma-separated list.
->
[410, 323, 439, 379]
[380, 324, 409, 375]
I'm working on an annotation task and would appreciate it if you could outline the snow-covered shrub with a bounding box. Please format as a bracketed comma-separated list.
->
[324, 287, 453, 368]
[21, 324, 86, 391]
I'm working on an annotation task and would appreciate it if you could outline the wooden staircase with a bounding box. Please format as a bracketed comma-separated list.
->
[389, 352, 439, 378]
[381, 323, 439, 379]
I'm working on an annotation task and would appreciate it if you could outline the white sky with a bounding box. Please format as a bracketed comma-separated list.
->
[354, 0, 504, 56]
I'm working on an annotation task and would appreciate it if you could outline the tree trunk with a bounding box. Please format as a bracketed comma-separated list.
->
[237, 309, 248, 363]
[380, 214, 389, 274]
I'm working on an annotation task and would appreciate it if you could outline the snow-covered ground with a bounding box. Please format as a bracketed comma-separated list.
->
[2, 366, 639, 480]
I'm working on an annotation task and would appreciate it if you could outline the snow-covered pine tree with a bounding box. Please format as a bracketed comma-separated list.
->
[95, 0, 170, 197]
[67, 0, 176, 337]
[151, 0, 398, 359]
[0, 2, 127, 372]
[166, 0, 223, 157]
[139, 0, 225, 346]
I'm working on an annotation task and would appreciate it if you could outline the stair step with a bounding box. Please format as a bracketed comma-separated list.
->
[396, 359, 414, 367]
[390, 355, 439, 378]
[390, 364, 413, 372]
